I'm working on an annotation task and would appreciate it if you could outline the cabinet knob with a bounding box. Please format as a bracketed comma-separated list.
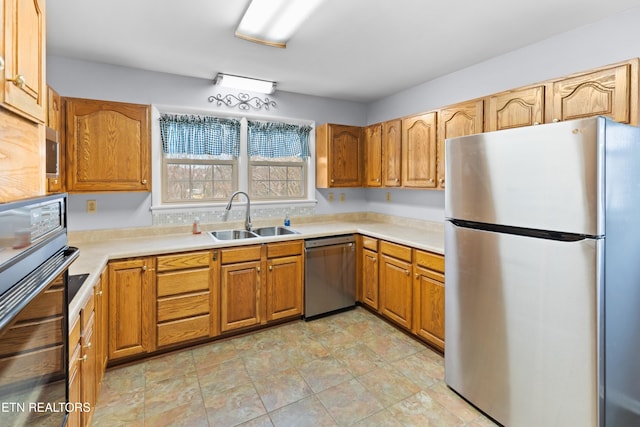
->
[395, 178, 399, 183]
[0, 56, 4, 71]
[533, 122, 540, 125]
[212, 250, 218, 261]
[84, 342, 92, 349]
[97, 290, 103, 297]
[8, 74, 26, 88]
[415, 273, 419, 279]
[269, 265, 273, 271]
[439, 178, 445, 186]
[257, 267, 261, 273]
[376, 178, 380, 182]
[429, 178, 434, 183]
[141, 179, 148, 185]
[142, 265, 147, 272]
[553, 118, 560, 123]
[81, 354, 88, 362]
[330, 179, 335, 183]
[405, 269, 410, 276]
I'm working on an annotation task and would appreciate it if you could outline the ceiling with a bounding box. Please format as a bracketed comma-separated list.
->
[47, 0, 640, 103]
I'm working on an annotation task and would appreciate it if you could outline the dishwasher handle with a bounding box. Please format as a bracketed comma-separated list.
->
[304, 235, 355, 249]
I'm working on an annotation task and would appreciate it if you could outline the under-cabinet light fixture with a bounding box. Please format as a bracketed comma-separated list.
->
[235, 0, 324, 48]
[214, 73, 276, 94]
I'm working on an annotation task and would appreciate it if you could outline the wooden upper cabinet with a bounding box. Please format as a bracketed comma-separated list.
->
[47, 86, 65, 194]
[316, 123, 363, 188]
[486, 85, 545, 132]
[548, 61, 638, 125]
[401, 112, 437, 188]
[1, 0, 46, 123]
[437, 99, 484, 189]
[363, 123, 382, 187]
[382, 119, 402, 187]
[65, 98, 151, 192]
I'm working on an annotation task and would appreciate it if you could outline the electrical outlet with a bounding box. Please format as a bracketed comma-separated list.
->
[386, 192, 391, 202]
[340, 193, 345, 202]
[328, 192, 334, 202]
[87, 200, 97, 213]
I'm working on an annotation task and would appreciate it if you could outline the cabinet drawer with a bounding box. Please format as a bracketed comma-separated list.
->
[157, 268, 210, 297]
[380, 241, 412, 262]
[157, 315, 210, 347]
[361, 236, 378, 251]
[414, 250, 444, 273]
[220, 245, 262, 264]
[156, 251, 211, 272]
[157, 292, 210, 322]
[81, 295, 95, 330]
[267, 240, 303, 258]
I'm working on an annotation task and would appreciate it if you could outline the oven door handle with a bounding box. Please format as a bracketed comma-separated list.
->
[0, 246, 80, 331]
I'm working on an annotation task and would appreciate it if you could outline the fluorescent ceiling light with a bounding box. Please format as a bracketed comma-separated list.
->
[236, 0, 324, 48]
[215, 73, 276, 94]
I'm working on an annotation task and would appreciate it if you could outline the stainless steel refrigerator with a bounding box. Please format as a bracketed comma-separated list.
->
[444, 116, 640, 427]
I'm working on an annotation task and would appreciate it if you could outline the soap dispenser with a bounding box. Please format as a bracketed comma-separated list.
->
[284, 213, 291, 227]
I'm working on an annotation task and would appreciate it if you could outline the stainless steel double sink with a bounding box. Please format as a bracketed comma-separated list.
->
[209, 226, 299, 240]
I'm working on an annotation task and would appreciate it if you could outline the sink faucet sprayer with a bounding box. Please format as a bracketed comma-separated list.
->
[223, 191, 252, 231]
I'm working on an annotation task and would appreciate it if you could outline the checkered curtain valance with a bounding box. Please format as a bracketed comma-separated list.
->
[159, 114, 240, 158]
[248, 121, 311, 158]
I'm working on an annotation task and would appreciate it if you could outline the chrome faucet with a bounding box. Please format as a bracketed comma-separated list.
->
[223, 191, 252, 231]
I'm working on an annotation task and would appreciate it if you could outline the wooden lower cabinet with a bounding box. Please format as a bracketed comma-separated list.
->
[219, 241, 304, 332]
[94, 267, 108, 394]
[357, 235, 445, 351]
[219, 245, 263, 332]
[68, 291, 102, 427]
[359, 236, 379, 310]
[378, 241, 413, 330]
[107, 257, 155, 360]
[413, 250, 445, 351]
[266, 241, 304, 321]
[155, 250, 217, 347]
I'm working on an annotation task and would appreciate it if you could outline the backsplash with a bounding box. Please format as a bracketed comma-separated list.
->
[152, 204, 316, 226]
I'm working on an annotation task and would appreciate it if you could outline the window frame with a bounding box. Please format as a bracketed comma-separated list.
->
[151, 106, 316, 212]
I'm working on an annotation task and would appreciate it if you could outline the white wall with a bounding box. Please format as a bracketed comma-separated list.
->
[48, 6, 640, 230]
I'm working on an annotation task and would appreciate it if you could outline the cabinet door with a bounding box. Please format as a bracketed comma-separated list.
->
[65, 98, 151, 192]
[47, 86, 65, 193]
[316, 124, 363, 187]
[364, 123, 382, 187]
[1, 0, 46, 123]
[108, 258, 155, 360]
[67, 342, 82, 427]
[414, 265, 445, 351]
[80, 311, 96, 427]
[437, 100, 484, 189]
[266, 254, 303, 321]
[94, 267, 108, 393]
[486, 85, 545, 131]
[220, 260, 262, 332]
[402, 112, 437, 188]
[379, 254, 413, 330]
[361, 248, 379, 310]
[382, 119, 402, 187]
[550, 63, 633, 124]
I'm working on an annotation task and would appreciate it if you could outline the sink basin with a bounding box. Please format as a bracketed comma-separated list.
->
[209, 229, 258, 240]
[252, 226, 300, 237]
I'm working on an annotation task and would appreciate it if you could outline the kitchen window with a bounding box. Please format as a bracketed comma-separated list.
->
[158, 112, 313, 205]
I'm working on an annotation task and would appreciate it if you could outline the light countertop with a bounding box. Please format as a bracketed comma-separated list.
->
[67, 215, 444, 326]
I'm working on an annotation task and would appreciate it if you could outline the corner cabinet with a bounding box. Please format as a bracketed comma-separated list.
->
[1, 0, 46, 123]
[65, 97, 151, 192]
[316, 123, 363, 188]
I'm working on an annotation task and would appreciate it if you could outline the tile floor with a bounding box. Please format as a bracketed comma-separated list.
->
[92, 307, 499, 426]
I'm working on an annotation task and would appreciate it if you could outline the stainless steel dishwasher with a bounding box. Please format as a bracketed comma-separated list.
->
[304, 235, 356, 320]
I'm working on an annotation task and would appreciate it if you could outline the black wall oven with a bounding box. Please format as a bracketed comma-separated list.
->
[0, 194, 78, 427]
